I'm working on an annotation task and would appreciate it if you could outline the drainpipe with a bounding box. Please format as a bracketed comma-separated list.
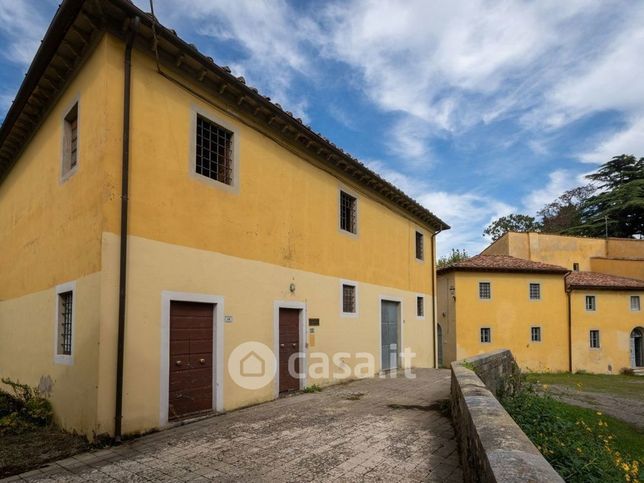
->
[114, 16, 140, 443]
[431, 229, 442, 368]
[567, 286, 573, 373]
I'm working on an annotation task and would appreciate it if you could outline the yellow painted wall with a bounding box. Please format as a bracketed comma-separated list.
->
[440, 272, 569, 372]
[607, 238, 644, 258]
[570, 290, 644, 374]
[96, 233, 434, 435]
[590, 258, 644, 281]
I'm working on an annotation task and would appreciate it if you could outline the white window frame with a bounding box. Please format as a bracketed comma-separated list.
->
[479, 281, 492, 301]
[189, 105, 240, 193]
[60, 96, 80, 182]
[529, 282, 541, 301]
[589, 329, 600, 349]
[630, 295, 641, 312]
[416, 295, 425, 319]
[415, 230, 425, 262]
[585, 294, 596, 312]
[340, 280, 359, 317]
[480, 327, 491, 343]
[338, 186, 359, 238]
[530, 326, 542, 343]
[54, 281, 76, 365]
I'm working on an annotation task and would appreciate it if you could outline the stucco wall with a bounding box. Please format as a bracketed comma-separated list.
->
[590, 258, 644, 281]
[452, 272, 569, 371]
[570, 290, 644, 374]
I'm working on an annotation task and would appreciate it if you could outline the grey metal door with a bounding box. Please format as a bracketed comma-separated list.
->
[381, 301, 399, 371]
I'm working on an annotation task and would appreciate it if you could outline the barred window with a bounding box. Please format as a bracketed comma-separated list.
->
[342, 284, 356, 314]
[480, 327, 491, 343]
[62, 103, 78, 176]
[340, 191, 357, 234]
[196, 115, 233, 185]
[631, 295, 641, 311]
[417, 296, 425, 317]
[58, 291, 73, 356]
[479, 282, 491, 300]
[529, 283, 541, 300]
[585, 295, 596, 311]
[415, 231, 424, 260]
[531, 326, 541, 342]
[589, 330, 600, 349]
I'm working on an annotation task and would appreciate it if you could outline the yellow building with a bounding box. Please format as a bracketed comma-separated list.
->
[482, 231, 644, 280]
[437, 254, 644, 375]
[0, 1, 448, 439]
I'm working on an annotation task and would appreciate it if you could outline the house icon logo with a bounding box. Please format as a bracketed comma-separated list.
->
[228, 342, 276, 390]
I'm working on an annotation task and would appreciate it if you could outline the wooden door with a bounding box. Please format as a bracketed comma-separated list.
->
[279, 308, 301, 392]
[169, 301, 214, 420]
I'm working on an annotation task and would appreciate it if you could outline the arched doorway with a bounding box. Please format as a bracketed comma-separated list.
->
[631, 327, 644, 368]
[437, 324, 444, 368]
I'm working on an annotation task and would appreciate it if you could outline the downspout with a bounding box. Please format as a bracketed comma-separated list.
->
[431, 229, 442, 368]
[567, 285, 573, 373]
[115, 16, 140, 443]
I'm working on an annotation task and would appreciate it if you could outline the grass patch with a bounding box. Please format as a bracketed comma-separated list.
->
[302, 384, 322, 393]
[502, 388, 642, 482]
[526, 372, 644, 400]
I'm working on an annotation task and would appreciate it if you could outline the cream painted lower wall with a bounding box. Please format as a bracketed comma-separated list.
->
[95, 232, 435, 436]
[0, 272, 101, 437]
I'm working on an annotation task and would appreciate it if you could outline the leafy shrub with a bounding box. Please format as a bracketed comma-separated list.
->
[502, 387, 641, 482]
[302, 384, 322, 393]
[0, 378, 53, 434]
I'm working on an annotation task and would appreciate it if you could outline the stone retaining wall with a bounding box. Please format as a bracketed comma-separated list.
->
[450, 349, 563, 482]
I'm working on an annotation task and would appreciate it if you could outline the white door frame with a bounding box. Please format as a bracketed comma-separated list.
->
[160, 291, 224, 427]
[273, 300, 307, 398]
[379, 296, 403, 372]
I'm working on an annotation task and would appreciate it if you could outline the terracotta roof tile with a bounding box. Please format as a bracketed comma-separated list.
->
[565, 271, 644, 291]
[437, 254, 568, 275]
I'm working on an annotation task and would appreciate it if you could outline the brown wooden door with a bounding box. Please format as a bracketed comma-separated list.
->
[279, 308, 301, 392]
[169, 301, 214, 420]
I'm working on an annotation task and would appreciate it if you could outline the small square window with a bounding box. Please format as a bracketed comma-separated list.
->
[340, 191, 357, 234]
[585, 295, 596, 311]
[417, 296, 425, 317]
[57, 291, 73, 356]
[62, 103, 78, 177]
[196, 115, 233, 185]
[531, 326, 541, 342]
[589, 330, 600, 349]
[480, 327, 491, 343]
[415, 231, 424, 260]
[573, 263, 580, 271]
[479, 282, 491, 300]
[631, 295, 641, 311]
[342, 284, 356, 314]
[529, 283, 541, 300]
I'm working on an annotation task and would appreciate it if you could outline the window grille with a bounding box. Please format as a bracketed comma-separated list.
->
[631, 295, 641, 311]
[480, 327, 491, 343]
[531, 326, 541, 342]
[417, 296, 424, 317]
[589, 330, 600, 348]
[58, 291, 73, 355]
[196, 115, 233, 185]
[529, 283, 541, 300]
[340, 191, 357, 234]
[342, 284, 356, 313]
[63, 103, 78, 175]
[585, 295, 596, 311]
[415, 231, 424, 260]
[479, 282, 491, 299]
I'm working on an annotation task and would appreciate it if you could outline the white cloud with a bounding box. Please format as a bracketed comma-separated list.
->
[0, 1, 49, 65]
[580, 117, 644, 164]
[521, 169, 587, 215]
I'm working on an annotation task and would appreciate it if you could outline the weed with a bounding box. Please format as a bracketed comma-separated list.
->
[302, 384, 322, 393]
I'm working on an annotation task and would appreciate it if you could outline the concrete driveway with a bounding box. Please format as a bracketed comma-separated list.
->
[6, 369, 462, 482]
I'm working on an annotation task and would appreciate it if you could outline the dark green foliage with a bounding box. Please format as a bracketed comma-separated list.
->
[437, 248, 470, 268]
[502, 388, 642, 482]
[538, 186, 596, 233]
[0, 378, 53, 434]
[302, 384, 322, 393]
[483, 214, 542, 241]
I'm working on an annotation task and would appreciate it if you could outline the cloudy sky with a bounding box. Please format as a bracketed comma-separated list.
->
[1, 0, 643, 256]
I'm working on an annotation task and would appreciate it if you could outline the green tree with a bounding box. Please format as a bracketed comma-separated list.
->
[437, 249, 469, 269]
[567, 155, 644, 237]
[483, 214, 542, 241]
[538, 185, 596, 233]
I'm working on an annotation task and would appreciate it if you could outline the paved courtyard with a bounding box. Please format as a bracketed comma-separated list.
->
[6, 369, 461, 482]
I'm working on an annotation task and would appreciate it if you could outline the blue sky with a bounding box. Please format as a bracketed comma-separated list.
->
[1, 1, 644, 257]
